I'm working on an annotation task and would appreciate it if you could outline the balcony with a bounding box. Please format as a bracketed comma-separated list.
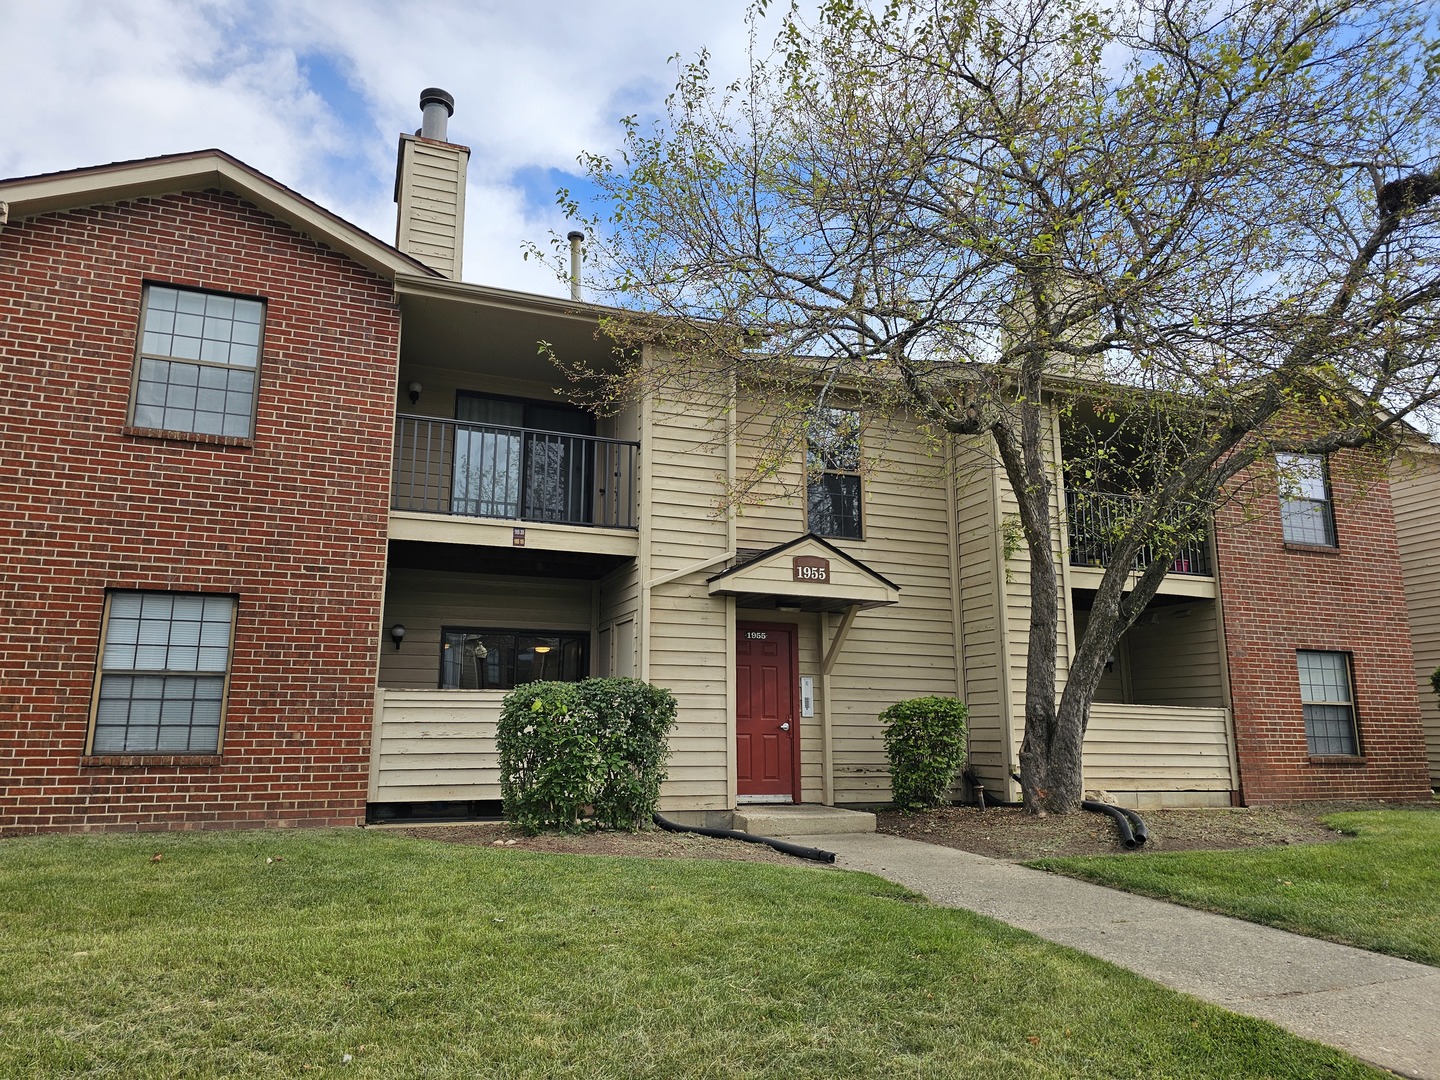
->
[1066, 490, 1212, 576]
[392, 414, 639, 529]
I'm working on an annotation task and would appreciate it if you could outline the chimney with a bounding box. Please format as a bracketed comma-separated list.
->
[395, 87, 469, 280]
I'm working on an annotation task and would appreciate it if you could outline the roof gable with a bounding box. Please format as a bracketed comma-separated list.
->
[708, 534, 900, 611]
[0, 150, 433, 281]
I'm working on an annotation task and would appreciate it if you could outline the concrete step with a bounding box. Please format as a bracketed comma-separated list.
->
[732, 805, 876, 837]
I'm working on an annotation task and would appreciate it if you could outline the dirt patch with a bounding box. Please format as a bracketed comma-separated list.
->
[874, 802, 1396, 860]
[387, 821, 801, 864]
[387, 801, 1431, 864]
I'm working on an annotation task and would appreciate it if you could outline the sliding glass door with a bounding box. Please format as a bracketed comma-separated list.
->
[451, 393, 594, 523]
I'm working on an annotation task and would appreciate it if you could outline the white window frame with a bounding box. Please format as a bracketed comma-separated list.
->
[129, 284, 265, 439]
[1296, 649, 1360, 757]
[87, 591, 238, 755]
[1276, 453, 1337, 546]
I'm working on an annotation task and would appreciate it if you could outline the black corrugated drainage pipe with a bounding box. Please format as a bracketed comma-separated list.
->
[1117, 805, 1150, 845]
[653, 813, 837, 863]
[1010, 772, 1149, 849]
[1081, 800, 1141, 849]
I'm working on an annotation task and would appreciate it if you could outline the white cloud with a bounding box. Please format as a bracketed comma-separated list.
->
[2, 0, 763, 295]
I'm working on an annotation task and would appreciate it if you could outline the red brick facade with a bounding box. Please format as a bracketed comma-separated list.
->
[0, 190, 400, 833]
[1215, 457, 1431, 803]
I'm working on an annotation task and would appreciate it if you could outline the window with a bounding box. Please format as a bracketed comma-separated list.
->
[132, 285, 264, 438]
[1297, 650, 1359, 756]
[806, 406, 863, 539]
[440, 628, 588, 690]
[90, 592, 236, 754]
[1276, 453, 1336, 546]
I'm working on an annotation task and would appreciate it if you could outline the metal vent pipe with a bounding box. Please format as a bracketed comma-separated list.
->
[567, 230, 585, 301]
[419, 87, 454, 141]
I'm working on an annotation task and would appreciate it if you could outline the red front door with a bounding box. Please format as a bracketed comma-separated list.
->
[736, 624, 798, 799]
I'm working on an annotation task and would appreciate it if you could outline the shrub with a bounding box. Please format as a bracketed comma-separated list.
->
[1430, 665, 1440, 698]
[497, 678, 677, 832]
[880, 697, 968, 810]
[576, 679, 677, 830]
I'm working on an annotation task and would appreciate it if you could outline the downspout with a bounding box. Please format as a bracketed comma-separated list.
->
[725, 374, 739, 807]
[637, 348, 655, 681]
[1051, 405, 1079, 703]
[945, 436, 968, 779]
[990, 460, 1020, 800]
[1210, 521, 1245, 804]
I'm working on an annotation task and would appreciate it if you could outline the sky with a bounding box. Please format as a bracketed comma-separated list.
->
[2, 0, 764, 297]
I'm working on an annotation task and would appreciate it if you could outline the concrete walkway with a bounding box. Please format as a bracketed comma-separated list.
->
[791, 831, 1440, 1079]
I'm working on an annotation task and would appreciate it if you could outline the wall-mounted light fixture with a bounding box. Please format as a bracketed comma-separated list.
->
[407, 381, 422, 405]
[389, 623, 407, 650]
[533, 645, 552, 654]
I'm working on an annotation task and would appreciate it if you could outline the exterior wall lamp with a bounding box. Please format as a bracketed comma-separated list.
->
[407, 381, 422, 405]
[389, 623, 406, 650]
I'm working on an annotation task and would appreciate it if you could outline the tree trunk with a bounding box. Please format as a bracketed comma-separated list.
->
[991, 385, 1079, 814]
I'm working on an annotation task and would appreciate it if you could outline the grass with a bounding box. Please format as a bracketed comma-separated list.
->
[1030, 809, 1440, 966]
[0, 830, 1386, 1079]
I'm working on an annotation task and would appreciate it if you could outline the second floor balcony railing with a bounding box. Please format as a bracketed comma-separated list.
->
[392, 415, 639, 529]
[1066, 489, 1212, 576]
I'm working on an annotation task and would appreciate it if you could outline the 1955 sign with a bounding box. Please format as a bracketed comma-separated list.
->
[792, 556, 830, 583]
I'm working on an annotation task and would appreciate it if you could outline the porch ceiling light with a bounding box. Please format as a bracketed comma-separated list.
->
[407, 381, 422, 405]
[389, 623, 406, 650]
[533, 645, 552, 654]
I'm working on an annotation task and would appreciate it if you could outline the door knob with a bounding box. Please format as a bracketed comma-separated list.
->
[780, 722, 790, 731]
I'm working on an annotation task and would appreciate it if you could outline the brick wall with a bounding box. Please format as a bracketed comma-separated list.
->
[1216, 456, 1431, 802]
[0, 190, 400, 833]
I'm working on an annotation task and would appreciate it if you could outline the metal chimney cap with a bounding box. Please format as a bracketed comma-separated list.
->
[567, 230, 585, 241]
[419, 88, 454, 116]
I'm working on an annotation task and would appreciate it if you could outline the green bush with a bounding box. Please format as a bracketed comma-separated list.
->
[497, 678, 677, 832]
[576, 679, 677, 829]
[880, 697, 968, 810]
[1430, 665, 1440, 697]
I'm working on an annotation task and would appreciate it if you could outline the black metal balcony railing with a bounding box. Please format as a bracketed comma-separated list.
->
[1065, 490, 1212, 576]
[392, 415, 639, 529]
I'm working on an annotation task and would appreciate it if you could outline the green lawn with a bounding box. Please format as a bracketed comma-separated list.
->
[1031, 809, 1440, 966]
[0, 830, 1385, 1079]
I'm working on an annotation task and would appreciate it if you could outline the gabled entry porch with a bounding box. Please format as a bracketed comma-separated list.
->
[708, 535, 900, 805]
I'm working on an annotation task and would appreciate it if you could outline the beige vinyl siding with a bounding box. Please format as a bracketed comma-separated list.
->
[733, 402, 806, 550]
[644, 387, 733, 810]
[1083, 702, 1235, 806]
[1126, 602, 1225, 707]
[1079, 603, 1224, 709]
[394, 136, 468, 280]
[1391, 450, 1440, 784]
[954, 444, 1009, 790]
[598, 562, 641, 678]
[379, 569, 593, 688]
[825, 415, 959, 805]
[370, 689, 501, 802]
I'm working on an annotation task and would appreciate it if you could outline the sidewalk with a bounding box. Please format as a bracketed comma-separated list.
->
[794, 831, 1440, 1080]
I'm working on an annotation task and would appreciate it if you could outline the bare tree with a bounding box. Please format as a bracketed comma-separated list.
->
[543, 0, 1440, 812]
